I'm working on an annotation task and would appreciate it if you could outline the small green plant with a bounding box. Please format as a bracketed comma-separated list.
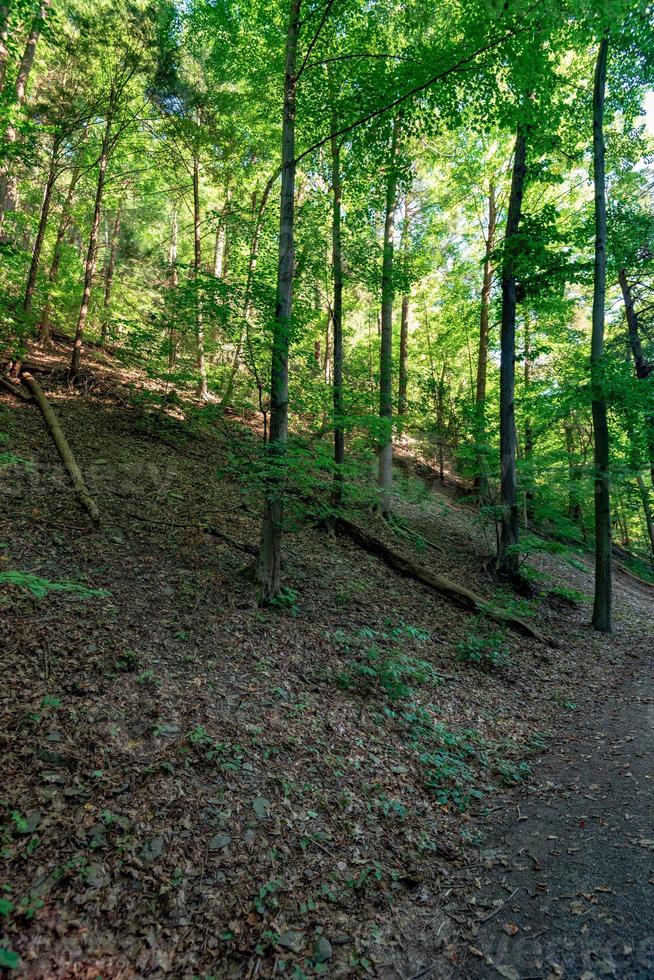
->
[547, 584, 588, 604]
[269, 587, 299, 615]
[136, 669, 160, 687]
[0, 571, 108, 599]
[333, 623, 440, 700]
[457, 631, 510, 669]
[115, 649, 140, 672]
[496, 759, 532, 785]
[186, 727, 244, 771]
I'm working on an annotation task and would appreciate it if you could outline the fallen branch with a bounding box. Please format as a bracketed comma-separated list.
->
[201, 523, 259, 557]
[614, 559, 654, 590]
[20, 371, 100, 523]
[336, 515, 557, 647]
[0, 375, 33, 402]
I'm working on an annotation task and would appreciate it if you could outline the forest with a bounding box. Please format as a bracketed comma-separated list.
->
[1, 0, 654, 977]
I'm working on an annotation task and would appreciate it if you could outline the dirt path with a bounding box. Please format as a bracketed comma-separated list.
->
[393, 641, 654, 980]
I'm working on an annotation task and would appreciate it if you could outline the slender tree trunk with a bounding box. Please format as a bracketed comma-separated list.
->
[475, 183, 496, 501]
[0, 2, 10, 91]
[398, 295, 410, 428]
[436, 361, 447, 482]
[397, 195, 412, 436]
[636, 473, 654, 560]
[38, 160, 84, 345]
[619, 267, 654, 489]
[68, 116, 111, 382]
[193, 153, 208, 400]
[220, 173, 276, 406]
[590, 37, 612, 632]
[564, 421, 583, 525]
[23, 141, 59, 314]
[523, 313, 534, 526]
[0, 0, 52, 234]
[100, 205, 122, 345]
[167, 207, 179, 369]
[213, 185, 231, 279]
[257, 0, 301, 603]
[377, 117, 401, 518]
[498, 130, 527, 577]
[331, 130, 344, 506]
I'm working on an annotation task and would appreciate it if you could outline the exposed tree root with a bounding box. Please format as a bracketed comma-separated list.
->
[336, 515, 558, 648]
[20, 371, 100, 523]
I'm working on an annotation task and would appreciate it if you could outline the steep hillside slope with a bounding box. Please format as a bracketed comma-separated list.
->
[1, 344, 652, 978]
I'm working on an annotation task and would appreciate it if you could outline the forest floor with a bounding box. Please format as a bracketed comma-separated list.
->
[0, 342, 652, 979]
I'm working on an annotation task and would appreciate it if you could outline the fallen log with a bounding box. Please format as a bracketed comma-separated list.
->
[20, 371, 100, 523]
[336, 515, 557, 648]
[0, 375, 33, 402]
[614, 559, 654, 590]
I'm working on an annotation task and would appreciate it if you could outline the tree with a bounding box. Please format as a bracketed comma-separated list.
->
[590, 36, 611, 632]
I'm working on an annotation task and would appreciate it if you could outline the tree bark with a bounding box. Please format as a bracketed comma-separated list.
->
[68, 115, 111, 383]
[377, 117, 401, 518]
[193, 152, 208, 400]
[0, 2, 10, 91]
[38, 159, 84, 345]
[100, 204, 122, 346]
[590, 37, 612, 632]
[257, 0, 301, 603]
[0, 0, 52, 233]
[23, 140, 60, 314]
[331, 129, 344, 507]
[20, 371, 100, 522]
[619, 267, 654, 489]
[564, 421, 583, 526]
[220, 172, 276, 406]
[397, 195, 412, 435]
[213, 185, 231, 279]
[337, 515, 557, 648]
[474, 183, 496, 501]
[167, 207, 179, 368]
[523, 312, 534, 526]
[636, 473, 654, 560]
[497, 130, 527, 577]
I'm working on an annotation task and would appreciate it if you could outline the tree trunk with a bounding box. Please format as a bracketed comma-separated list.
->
[331, 130, 344, 506]
[0, 2, 10, 92]
[590, 37, 612, 632]
[636, 473, 654, 560]
[523, 313, 534, 527]
[257, 0, 301, 603]
[68, 116, 111, 383]
[397, 195, 412, 435]
[398, 294, 409, 429]
[38, 160, 84, 345]
[564, 421, 583, 526]
[0, 0, 52, 234]
[474, 183, 496, 502]
[167, 207, 179, 369]
[377, 117, 401, 518]
[497, 131, 527, 577]
[213, 185, 231, 279]
[619, 267, 654, 489]
[20, 371, 100, 522]
[220, 173, 276, 406]
[436, 361, 447, 482]
[23, 141, 59, 314]
[100, 205, 122, 346]
[193, 153, 208, 400]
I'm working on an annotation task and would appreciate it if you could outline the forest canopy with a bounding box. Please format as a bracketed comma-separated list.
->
[1, 0, 654, 629]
